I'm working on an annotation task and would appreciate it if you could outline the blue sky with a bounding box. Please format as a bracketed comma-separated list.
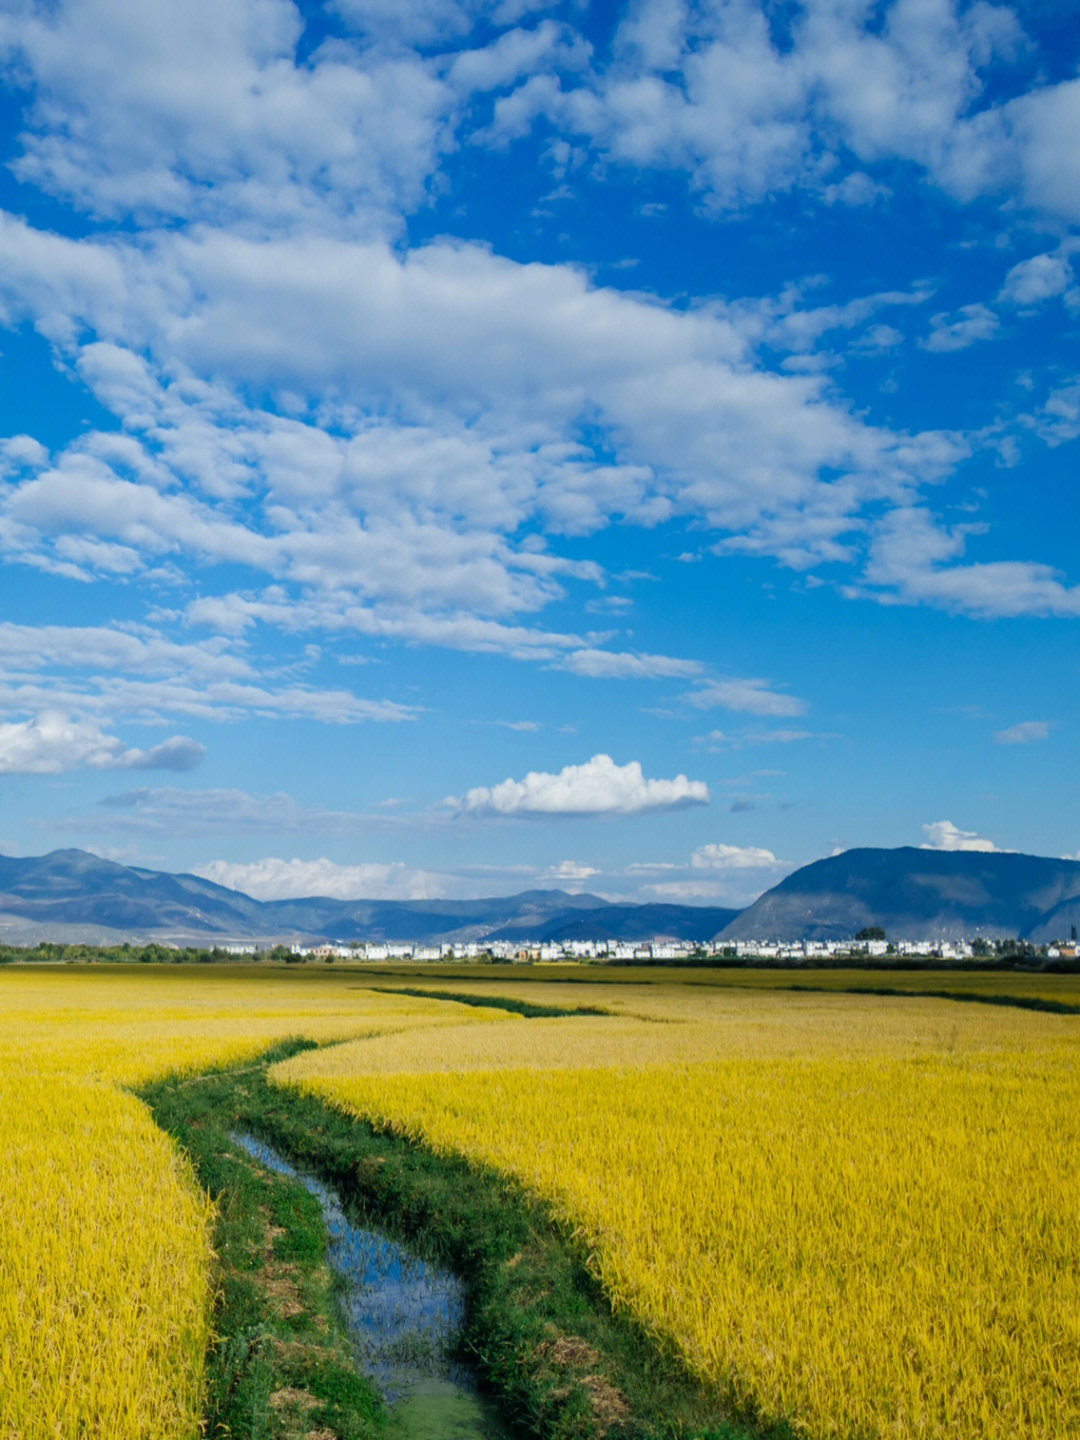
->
[1, 0, 1078, 906]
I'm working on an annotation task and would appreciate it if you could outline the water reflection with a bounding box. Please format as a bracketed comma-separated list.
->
[230, 1131, 508, 1439]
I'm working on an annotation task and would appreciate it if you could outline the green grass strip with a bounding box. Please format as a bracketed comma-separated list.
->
[139, 1044, 382, 1440]
[141, 1042, 790, 1440]
[369, 984, 611, 1018]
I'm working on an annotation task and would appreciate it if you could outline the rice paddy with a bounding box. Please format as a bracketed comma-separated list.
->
[4, 961, 1078, 1439]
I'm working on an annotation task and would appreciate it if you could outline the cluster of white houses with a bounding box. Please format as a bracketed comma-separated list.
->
[228, 938, 706, 961]
[211, 935, 1066, 962]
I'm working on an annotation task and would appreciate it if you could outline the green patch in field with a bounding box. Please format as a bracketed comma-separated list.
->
[369, 986, 611, 1018]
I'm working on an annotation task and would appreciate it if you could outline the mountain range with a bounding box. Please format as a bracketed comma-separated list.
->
[2, 846, 1079, 947]
[0, 849, 737, 946]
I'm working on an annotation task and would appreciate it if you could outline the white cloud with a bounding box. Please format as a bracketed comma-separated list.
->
[693, 730, 727, 750]
[331, 0, 483, 47]
[0, 617, 416, 729]
[922, 304, 999, 352]
[0, 712, 204, 774]
[920, 820, 1000, 852]
[744, 282, 932, 354]
[999, 254, 1075, 307]
[1, 673, 413, 728]
[0, 0, 455, 233]
[1032, 382, 1080, 447]
[684, 678, 808, 716]
[560, 649, 703, 679]
[747, 729, 826, 744]
[0, 435, 50, 473]
[0, 215, 976, 619]
[862, 507, 1080, 617]
[546, 860, 600, 884]
[4, 0, 1078, 250]
[471, 0, 1080, 233]
[196, 854, 609, 901]
[996, 75, 1080, 224]
[628, 838, 794, 906]
[694, 726, 833, 752]
[690, 842, 780, 870]
[0, 0, 1076, 772]
[132, 737, 207, 771]
[451, 753, 710, 816]
[994, 720, 1050, 745]
[0, 621, 250, 682]
[642, 879, 744, 902]
[447, 19, 587, 95]
[854, 323, 904, 352]
[195, 856, 450, 901]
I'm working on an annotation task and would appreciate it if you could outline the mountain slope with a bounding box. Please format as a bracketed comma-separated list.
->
[487, 903, 739, 944]
[0, 850, 263, 934]
[718, 847, 1080, 942]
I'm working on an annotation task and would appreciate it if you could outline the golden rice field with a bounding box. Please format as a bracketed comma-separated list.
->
[1, 1073, 213, 1438]
[0, 966, 507, 1439]
[352, 958, 1080, 1009]
[4, 963, 1080, 1440]
[276, 983, 1080, 1440]
[0, 963, 509, 1086]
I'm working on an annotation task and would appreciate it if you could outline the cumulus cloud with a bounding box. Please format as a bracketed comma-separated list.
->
[862, 507, 1080, 617]
[4, 0, 1074, 241]
[994, 720, 1050, 745]
[546, 860, 600, 883]
[690, 842, 780, 870]
[0, 712, 204, 774]
[629, 838, 793, 905]
[469, 0, 1080, 233]
[0, 0, 456, 233]
[195, 856, 450, 901]
[999, 254, 1075, 307]
[0, 211, 980, 632]
[921, 820, 1000, 852]
[450, 754, 710, 816]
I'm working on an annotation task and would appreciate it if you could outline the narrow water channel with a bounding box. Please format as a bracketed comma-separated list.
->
[230, 1132, 510, 1440]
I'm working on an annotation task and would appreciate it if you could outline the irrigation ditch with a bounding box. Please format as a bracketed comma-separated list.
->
[140, 1033, 778, 1440]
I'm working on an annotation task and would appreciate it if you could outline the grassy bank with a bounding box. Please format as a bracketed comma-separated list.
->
[140, 1044, 778, 1440]
[139, 1045, 382, 1439]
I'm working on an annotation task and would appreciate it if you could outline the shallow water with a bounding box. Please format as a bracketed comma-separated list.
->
[230, 1131, 508, 1439]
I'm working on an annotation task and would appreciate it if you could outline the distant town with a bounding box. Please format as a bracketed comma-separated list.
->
[217, 935, 1079, 964]
[5, 934, 1080, 969]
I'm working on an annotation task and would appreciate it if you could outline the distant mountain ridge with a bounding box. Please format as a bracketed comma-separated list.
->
[4, 845, 1079, 949]
[0, 850, 736, 945]
[718, 847, 1080, 943]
